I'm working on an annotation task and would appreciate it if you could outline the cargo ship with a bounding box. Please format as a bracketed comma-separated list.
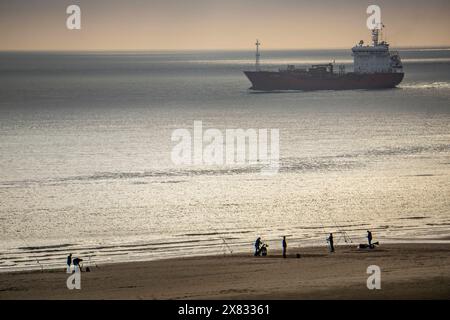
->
[244, 27, 404, 91]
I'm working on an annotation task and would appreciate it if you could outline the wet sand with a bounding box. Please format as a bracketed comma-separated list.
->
[0, 243, 449, 299]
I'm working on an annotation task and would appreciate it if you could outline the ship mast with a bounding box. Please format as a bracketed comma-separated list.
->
[255, 39, 261, 71]
[371, 28, 379, 46]
[371, 22, 384, 46]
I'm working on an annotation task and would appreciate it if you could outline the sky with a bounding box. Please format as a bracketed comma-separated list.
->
[1, 0, 449, 50]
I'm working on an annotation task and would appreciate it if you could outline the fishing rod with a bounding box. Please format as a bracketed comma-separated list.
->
[14, 230, 44, 272]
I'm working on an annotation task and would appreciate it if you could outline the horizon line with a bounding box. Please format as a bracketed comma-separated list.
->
[1, 45, 450, 53]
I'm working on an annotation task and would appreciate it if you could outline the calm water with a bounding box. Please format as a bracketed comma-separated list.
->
[0, 49, 449, 271]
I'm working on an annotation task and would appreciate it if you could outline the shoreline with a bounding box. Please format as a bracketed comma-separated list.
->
[2, 238, 450, 274]
[1, 243, 449, 299]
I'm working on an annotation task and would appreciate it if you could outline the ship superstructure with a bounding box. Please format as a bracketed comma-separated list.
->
[352, 28, 403, 74]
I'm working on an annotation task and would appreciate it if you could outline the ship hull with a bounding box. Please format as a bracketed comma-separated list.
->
[244, 71, 404, 91]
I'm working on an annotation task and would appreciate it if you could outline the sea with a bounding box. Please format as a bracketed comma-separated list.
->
[0, 48, 449, 271]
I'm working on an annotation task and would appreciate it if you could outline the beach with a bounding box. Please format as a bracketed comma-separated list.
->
[1, 243, 449, 300]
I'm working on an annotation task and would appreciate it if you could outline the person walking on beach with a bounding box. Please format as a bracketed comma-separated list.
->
[282, 236, 287, 258]
[66, 253, 72, 273]
[255, 237, 261, 256]
[327, 233, 334, 253]
[367, 230, 373, 247]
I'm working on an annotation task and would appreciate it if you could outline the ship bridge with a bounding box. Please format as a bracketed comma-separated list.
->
[351, 28, 402, 74]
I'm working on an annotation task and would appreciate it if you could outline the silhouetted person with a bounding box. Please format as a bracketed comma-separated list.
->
[255, 237, 261, 256]
[327, 233, 334, 253]
[72, 257, 83, 271]
[367, 230, 373, 247]
[282, 236, 287, 258]
[66, 253, 72, 272]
